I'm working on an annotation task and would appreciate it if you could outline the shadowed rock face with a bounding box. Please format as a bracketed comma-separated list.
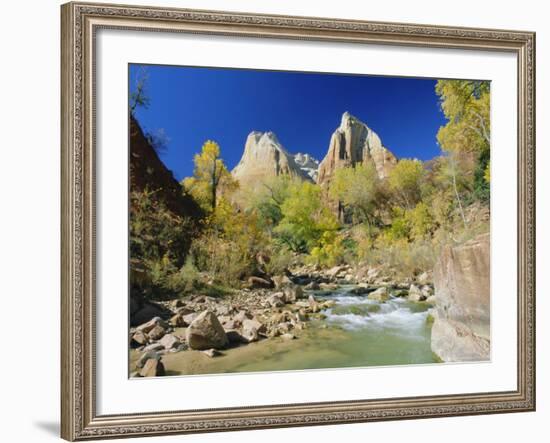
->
[431, 233, 490, 362]
[231, 131, 310, 186]
[129, 116, 203, 326]
[130, 116, 202, 219]
[317, 112, 397, 185]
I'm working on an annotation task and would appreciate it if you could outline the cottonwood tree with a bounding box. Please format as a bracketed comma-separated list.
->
[436, 79, 490, 203]
[182, 140, 237, 213]
[387, 159, 424, 210]
[328, 163, 380, 227]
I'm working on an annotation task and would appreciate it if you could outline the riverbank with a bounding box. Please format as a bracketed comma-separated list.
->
[130, 265, 438, 377]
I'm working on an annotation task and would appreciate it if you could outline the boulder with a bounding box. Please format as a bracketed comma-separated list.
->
[142, 343, 164, 353]
[421, 285, 433, 298]
[367, 287, 389, 302]
[137, 351, 161, 369]
[159, 334, 180, 350]
[233, 310, 252, 325]
[408, 284, 427, 302]
[222, 319, 238, 331]
[147, 324, 167, 341]
[272, 274, 293, 289]
[130, 330, 148, 347]
[283, 285, 304, 303]
[267, 293, 285, 308]
[175, 306, 195, 316]
[426, 295, 437, 304]
[136, 317, 167, 334]
[182, 312, 199, 326]
[349, 285, 369, 295]
[392, 288, 409, 298]
[240, 318, 265, 343]
[281, 333, 296, 340]
[319, 283, 338, 291]
[308, 295, 320, 313]
[304, 281, 320, 290]
[416, 271, 432, 285]
[139, 358, 165, 377]
[216, 304, 232, 316]
[170, 314, 186, 327]
[431, 233, 490, 362]
[248, 276, 274, 289]
[277, 322, 292, 333]
[326, 265, 345, 279]
[186, 311, 229, 350]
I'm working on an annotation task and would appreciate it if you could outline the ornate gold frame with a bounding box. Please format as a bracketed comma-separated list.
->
[61, 2, 536, 440]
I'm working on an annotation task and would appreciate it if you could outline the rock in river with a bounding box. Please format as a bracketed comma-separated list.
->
[408, 284, 427, 302]
[367, 286, 389, 302]
[186, 310, 229, 350]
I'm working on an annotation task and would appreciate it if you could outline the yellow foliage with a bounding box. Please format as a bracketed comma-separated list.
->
[484, 160, 490, 183]
[387, 159, 424, 209]
[182, 140, 237, 213]
[436, 80, 490, 155]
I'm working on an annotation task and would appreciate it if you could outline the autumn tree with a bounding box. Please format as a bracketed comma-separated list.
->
[387, 159, 424, 209]
[436, 80, 490, 203]
[275, 181, 339, 253]
[246, 175, 297, 231]
[328, 163, 380, 226]
[182, 140, 237, 213]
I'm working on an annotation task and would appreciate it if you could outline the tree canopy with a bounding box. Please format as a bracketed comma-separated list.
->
[182, 140, 238, 213]
[329, 163, 380, 225]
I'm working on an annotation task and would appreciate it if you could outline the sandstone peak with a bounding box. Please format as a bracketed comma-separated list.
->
[339, 111, 360, 128]
[232, 131, 309, 186]
[317, 112, 397, 184]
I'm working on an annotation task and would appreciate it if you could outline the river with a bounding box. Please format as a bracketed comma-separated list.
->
[131, 285, 438, 376]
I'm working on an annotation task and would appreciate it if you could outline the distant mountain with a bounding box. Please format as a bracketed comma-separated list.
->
[317, 112, 397, 185]
[293, 152, 320, 182]
[231, 131, 310, 186]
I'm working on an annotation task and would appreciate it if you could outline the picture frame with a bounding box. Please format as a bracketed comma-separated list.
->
[61, 1, 536, 440]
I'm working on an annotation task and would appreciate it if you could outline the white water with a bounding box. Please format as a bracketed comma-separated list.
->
[318, 288, 430, 339]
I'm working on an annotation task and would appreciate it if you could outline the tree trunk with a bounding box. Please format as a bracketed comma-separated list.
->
[452, 170, 467, 229]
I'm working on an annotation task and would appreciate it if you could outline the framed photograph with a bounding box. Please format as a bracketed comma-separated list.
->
[61, 1, 536, 440]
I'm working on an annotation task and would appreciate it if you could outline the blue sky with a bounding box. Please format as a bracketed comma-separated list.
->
[129, 64, 447, 181]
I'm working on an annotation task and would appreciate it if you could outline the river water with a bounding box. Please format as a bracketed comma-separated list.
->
[138, 286, 438, 376]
